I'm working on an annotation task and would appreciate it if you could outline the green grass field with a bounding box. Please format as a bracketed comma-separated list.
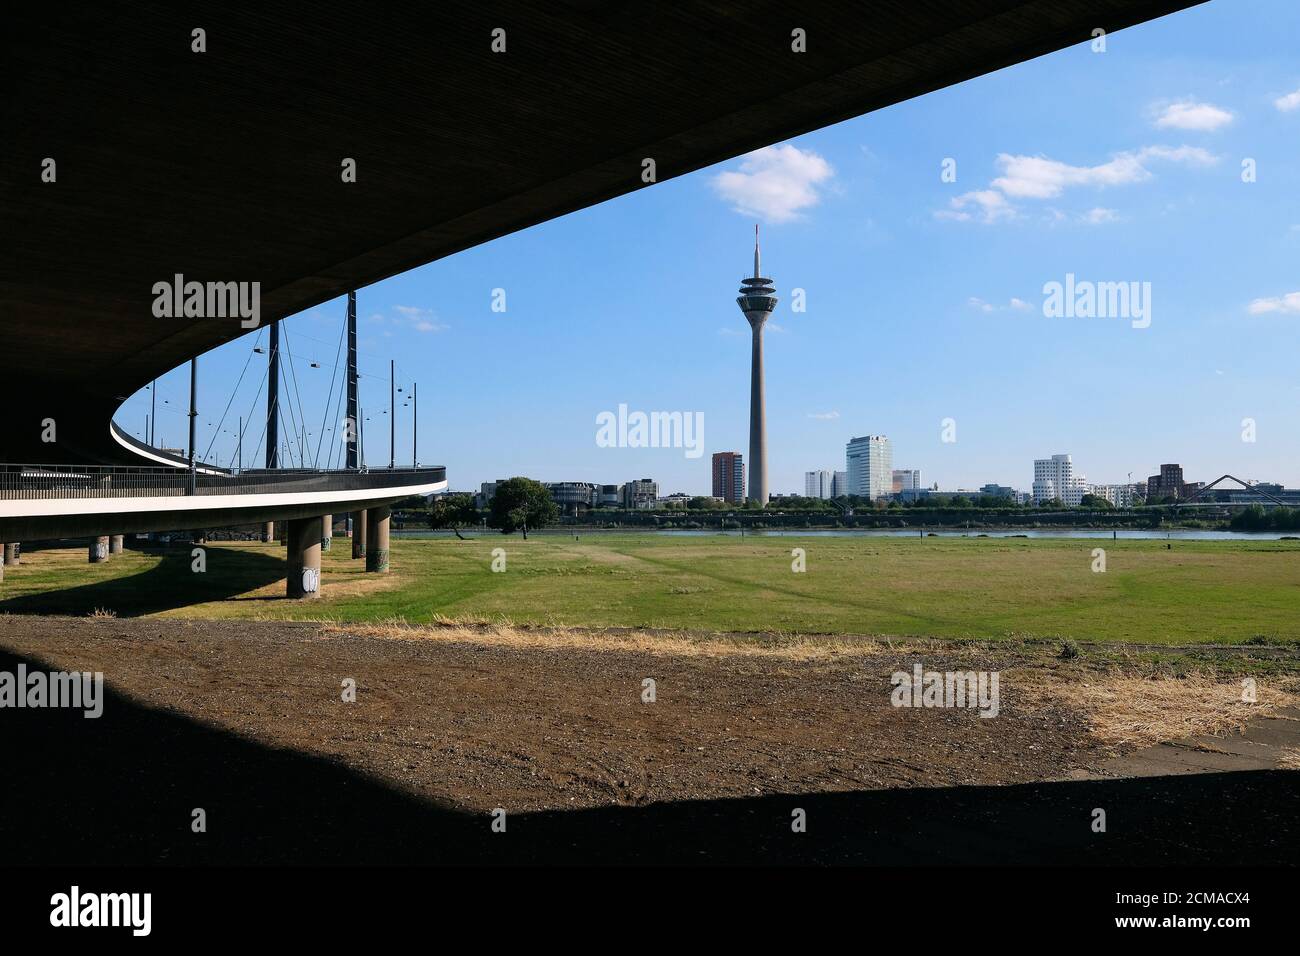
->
[1, 534, 1296, 645]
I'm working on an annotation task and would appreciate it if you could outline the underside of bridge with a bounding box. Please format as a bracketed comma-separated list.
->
[2, 0, 1202, 465]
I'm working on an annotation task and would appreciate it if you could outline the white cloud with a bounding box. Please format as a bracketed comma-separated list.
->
[1275, 88, 1300, 112]
[711, 144, 834, 223]
[937, 189, 1014, 223]
[937, 146, 1216, 224]
[1081, 207, 1119, 225]
[807, 410, 840, 420]
[1153, 100, 1234, 131]
[1247, 292, 1300, 315]
[1138, 144, 1219, 165]
[991, 146, 1215, 199]
[969, 296, 1032, 313]
[393, 305, 447, 332]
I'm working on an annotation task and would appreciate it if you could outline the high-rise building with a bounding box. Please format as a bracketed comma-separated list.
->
[622, 478, 659, 509]
[846, 435, 893, 500]
[1033, 454, 1088, 505]
[1147, 463, 1186, 500]
[804, 469, 833, 499]
[891, 469, 921, 493]
[831, 471, 848, 498]
[735, 225, 776, 505]
[712, 452, 745, 503]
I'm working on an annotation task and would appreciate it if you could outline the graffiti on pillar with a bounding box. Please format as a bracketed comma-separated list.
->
[301, 567, 320, 593]
[94, 543, 108, 561]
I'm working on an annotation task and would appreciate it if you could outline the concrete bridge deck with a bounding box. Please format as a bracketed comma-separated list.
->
[0, 464, 445, 597]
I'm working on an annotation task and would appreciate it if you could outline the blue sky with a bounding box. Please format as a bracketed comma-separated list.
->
[122, 0, 1300, 495]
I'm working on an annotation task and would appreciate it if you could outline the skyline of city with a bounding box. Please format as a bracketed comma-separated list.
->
[470, 450, 1293, 513]
[112, 0, 1300, 496]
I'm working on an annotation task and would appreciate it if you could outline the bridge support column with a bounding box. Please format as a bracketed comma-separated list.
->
[109, 535, 124, 555]
[286, 516, 323, 599]
[365, 506, 390, 572]
[321, 514, 332, 552]
[3, 543, 19, 566]
[89, 536, 110, 563]
[352, 509, 367, 560]
[262, 521, 274, 543]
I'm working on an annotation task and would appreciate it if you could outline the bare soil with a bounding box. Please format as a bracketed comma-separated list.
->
[1, 617, 1108, 811]
[2, 616, 1295, 865]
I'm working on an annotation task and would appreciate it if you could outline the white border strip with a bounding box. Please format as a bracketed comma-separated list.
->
[110, 423, 226, 475]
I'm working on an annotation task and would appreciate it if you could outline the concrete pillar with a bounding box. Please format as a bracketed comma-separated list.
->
[3, 543, 19, 566]
[89, 536, 110, 563]
[262, 521, 275, 543]
[352, 509, 367, 560]
[109, 535, 124, 555]
[286, 516, 323, 599]
[365, 506, 390, 572]
[321, 514, 333, 552]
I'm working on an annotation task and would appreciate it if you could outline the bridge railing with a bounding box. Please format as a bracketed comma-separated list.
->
[0, 464, 445, 500]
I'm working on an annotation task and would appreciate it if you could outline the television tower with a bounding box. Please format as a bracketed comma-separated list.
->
[736, 224, 776, 505]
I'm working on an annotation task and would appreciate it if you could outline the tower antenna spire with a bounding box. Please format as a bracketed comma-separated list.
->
[754, 223, 760, 278]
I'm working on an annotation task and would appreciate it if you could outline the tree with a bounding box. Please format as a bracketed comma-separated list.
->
[488, 477, 558, 538]
[1079, 494, 1114, 510]
[688, 496, 727, 511]
[428, 493, 478, 539]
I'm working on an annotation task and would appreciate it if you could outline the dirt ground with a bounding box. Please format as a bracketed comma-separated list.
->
[2, 617, 1106, 808]
[2, 616, 1296, 865]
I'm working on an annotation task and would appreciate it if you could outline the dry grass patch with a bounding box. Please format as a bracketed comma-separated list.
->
[320, 617, 906, 662]
[1028, 675, 1291, 749]
[1277, 748, 1300, 770]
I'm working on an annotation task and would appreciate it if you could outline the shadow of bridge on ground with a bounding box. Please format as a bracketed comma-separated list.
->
[1, 646, 1293, 865]
[0, 544, 287, 618]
